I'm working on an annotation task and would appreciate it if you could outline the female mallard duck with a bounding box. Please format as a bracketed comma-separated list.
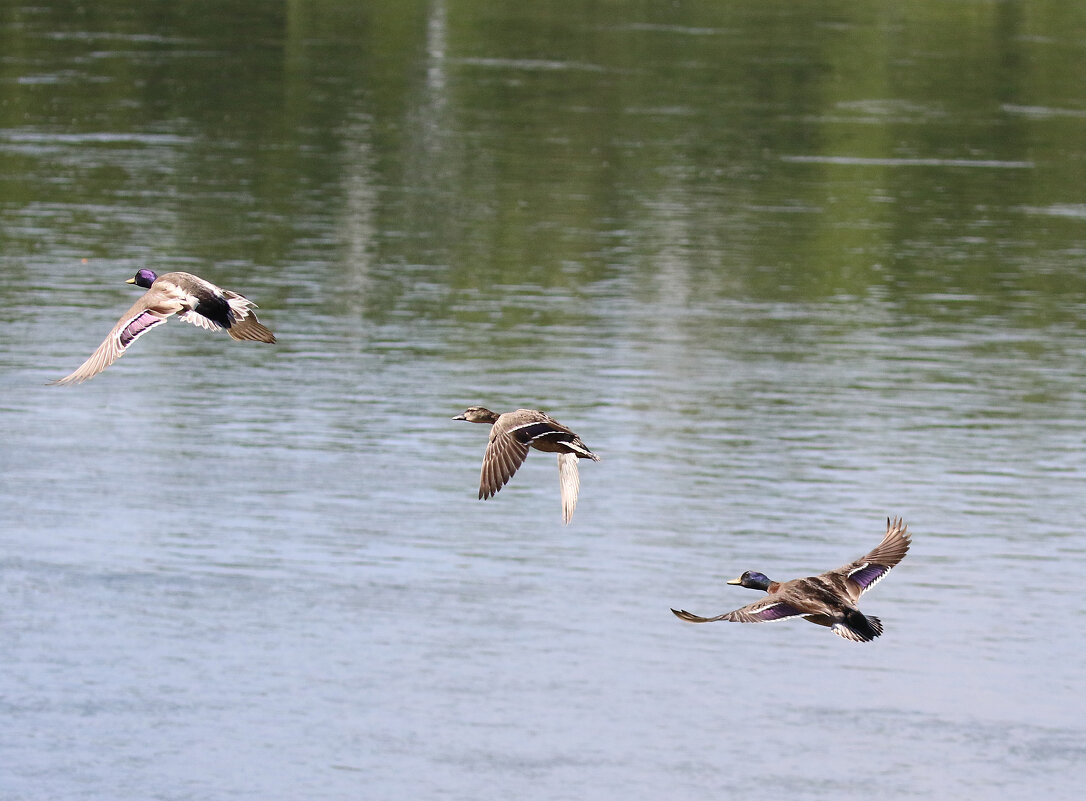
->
[453, 406, 600, 525]
[53, 269, 276, 385]
[672, 517, 910, 642]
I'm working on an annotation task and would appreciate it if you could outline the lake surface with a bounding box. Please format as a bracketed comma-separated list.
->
[2, 1, 1086, 799]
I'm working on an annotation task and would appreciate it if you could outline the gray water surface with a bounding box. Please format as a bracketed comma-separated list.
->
[2, 2, 1086, 799]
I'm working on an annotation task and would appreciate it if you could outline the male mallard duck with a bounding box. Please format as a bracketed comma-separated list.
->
[672, 517, 910, 642]
[53, 269, 276, 385]
[453, 406, 600, 525]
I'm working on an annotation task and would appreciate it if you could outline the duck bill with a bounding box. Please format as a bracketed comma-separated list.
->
[124, 277, 137, 284]
[452, 413, 467, 420]
[726, 577, 743, 585]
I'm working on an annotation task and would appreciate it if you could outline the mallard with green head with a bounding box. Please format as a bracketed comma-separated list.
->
[53, 269, 276, 385]
[672, 517, 911, 642]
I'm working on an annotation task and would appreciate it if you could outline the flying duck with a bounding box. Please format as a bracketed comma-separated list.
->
[672, 517, 911, 642]
[53, 269, 276, 385]
[453, 406, 600, 525]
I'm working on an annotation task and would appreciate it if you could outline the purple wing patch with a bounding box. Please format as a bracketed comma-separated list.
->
[750, 601, 803, 621]
[120, 311, 162, 347]
[848, 563, 889, 591]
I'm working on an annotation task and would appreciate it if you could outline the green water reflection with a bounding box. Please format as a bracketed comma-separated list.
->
[2, 1, 1086, 316]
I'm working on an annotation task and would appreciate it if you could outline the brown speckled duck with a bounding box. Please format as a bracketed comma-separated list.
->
[453, 406, 600, 525]
[53, 268, 276, 385]
[672, 517, 911, 642]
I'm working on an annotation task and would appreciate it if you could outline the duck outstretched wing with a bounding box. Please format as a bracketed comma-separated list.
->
[51, 294, 177, 385]
[671, 598, 807, 624]
[834, 517, 911, 602]
[479, 426, 531, 500]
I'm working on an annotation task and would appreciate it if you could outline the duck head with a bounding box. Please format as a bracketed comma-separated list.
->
[453, 407, 501, 424]
[727, 571, 773, 592]
[126, 268, 158, 289]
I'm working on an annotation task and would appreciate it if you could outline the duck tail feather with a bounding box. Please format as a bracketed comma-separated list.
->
[832, 612, 883, 643]
[227, 315, 276, 343]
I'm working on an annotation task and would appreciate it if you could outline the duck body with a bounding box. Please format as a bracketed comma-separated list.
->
[453, 406, 600, 524]
[672, 517, 910, 642]
[53, 268, 275, 385]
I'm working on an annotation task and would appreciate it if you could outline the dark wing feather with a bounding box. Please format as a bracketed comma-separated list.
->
[506, 412, 579, 451]
[510, 419, 569, 444]
[479, 429, 531, 499]
[507, 410, 600, 460]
